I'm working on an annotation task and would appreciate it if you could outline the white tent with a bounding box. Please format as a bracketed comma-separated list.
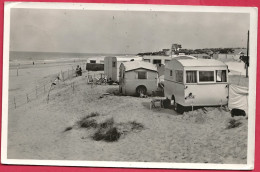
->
[225, 61, 248, 76]
[228, 84, 248, 114]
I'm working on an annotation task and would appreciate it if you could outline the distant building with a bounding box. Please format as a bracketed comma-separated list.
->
[213, 48, 248, 62]
[233, 48, 247, 55]
[189, 54, 211, 59]
[238, 51, 245, 56]
[213, 54, 241, 61]
[162, 49, 171, 56]
[142, 55, 172, 65]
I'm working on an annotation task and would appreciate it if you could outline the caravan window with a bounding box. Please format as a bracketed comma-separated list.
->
[138, 71, 147, 79]
[112, 62, 116, 67]
[90, 60, 96, 64]
[186, 71, 197, 83]
[216, 70, 227, 82]
[153, 59, 161, 64]
[175, 70, 183, 83]
[170, 70, 173, 76]
[144, 59, 150, 63]
[199, 71, 214, 82]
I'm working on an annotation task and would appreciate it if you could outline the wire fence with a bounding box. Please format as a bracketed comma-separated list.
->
[9, 68, 78, 110]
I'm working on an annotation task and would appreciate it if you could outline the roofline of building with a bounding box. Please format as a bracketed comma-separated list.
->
[125, 67, 158, 73]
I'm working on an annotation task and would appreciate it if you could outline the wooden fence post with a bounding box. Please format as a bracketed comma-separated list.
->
[60, 70, 63, 81]
[14, 97, 16, 109]
[47, 83, 53, 104]
[47, 94, 49, 104]
[36, 85, 38, 98]
[67, 69, 70, 79]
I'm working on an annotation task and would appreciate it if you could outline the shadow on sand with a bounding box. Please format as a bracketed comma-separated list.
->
[106, 87, 120, 95]
[141, 101, 179, 115]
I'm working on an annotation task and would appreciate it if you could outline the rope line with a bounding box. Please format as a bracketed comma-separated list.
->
[9, 68, 79, 110]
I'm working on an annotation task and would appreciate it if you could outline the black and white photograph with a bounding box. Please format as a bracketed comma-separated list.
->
[1, 2, 258, 170]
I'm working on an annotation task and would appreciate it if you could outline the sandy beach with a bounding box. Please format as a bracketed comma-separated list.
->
[3, 4, 257, 170]
[7, 61, 248, 163]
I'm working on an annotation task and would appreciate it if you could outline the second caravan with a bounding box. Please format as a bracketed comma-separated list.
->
[164, 58, 229, 113]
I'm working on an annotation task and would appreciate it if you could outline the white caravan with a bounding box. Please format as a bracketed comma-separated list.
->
[164, 59, 229, 113]
[119, 61, 158, 96]
[142, 55, 197, 65]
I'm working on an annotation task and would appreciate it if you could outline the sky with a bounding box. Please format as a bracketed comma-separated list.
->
[10, 8, 250, 54]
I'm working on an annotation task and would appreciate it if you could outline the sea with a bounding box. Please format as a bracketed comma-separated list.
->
[9, 51, 135, 68]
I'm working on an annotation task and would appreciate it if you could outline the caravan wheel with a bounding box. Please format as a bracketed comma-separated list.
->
[171, 95, 177, 110]
[136, 85, 147, 96]
[176, 104, 185, 114]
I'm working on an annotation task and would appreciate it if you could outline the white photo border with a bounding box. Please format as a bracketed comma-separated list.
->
[1, 2, 258, 170]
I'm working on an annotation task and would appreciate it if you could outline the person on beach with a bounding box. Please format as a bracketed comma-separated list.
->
[76, 65, 80, 77]
[79, 67, 82, 76]
[76, 65, 82, 76]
